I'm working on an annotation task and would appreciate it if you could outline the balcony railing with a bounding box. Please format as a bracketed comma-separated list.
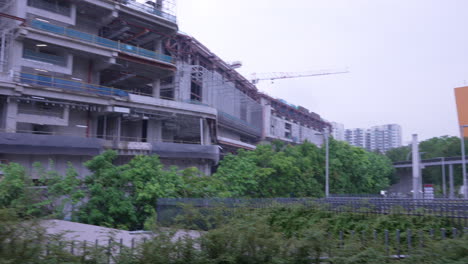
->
[121, 0, 177, 23]
[23, 49, 67, 66]
[29, 19, 175, 64]
[0, 129, 201, 145]
[18, 72, 129, 97]
[27, 0, 71, 16]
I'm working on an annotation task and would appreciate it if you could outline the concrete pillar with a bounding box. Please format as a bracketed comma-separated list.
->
[449, 164, 454, 199]
[0, 31, 6, 73]
[154, 39, 163, 53]
[5, 99, 18, 133]
[412, 134, 421, 199]
[152, 79, 161, 98]
[147, 119, 162, 143]
[199, 118, 204, 145]
[441, 158, 446, 198]
[199, 118, 210, 145]
[114, 115, 121, 144]
[203, 119, 211, 145]
[9, 39, 23, 74]
[103, 115, 107, 139]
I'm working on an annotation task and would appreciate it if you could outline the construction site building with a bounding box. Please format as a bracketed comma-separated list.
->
[0, 0, 330, 177]
[260, 94, 329, 145]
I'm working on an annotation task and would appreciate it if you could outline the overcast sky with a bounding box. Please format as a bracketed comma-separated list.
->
[176, 0, 468, 143]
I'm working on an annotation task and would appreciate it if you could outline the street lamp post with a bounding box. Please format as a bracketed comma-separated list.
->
[316, 129, 330, 198]
[325, 130, 329, 198]
[460, 125, 468, 199]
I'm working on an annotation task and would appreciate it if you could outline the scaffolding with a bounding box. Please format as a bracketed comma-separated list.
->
[130, 0, 177, 22]
[189, 65, 263, 137]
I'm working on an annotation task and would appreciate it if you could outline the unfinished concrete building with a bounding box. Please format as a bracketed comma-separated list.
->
[260, 94, 329, 145]
[0, 0, 330, 178]
[166, 33, 263, 153]
[0, 0, 220, 176]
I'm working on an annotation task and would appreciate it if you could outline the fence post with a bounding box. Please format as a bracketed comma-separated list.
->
[107, 239, 112, 264]
[83, 240, 87, 259]
[441, 228, 446, 240]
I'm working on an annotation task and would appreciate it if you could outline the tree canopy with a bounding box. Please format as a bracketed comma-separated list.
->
[1, 140, 394, 229]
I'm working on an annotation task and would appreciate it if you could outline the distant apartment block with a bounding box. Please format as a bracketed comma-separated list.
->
[344, 124, 402, 152]
[330, 122, 345, 141]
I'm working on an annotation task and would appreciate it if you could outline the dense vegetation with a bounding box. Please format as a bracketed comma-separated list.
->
[1, 205, 466, 264]
[386, 136, 467, 191]
[0, 140, 393, 229]
[0, 137, 465, 263]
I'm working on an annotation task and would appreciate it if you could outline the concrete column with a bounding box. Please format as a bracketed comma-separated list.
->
[152, 79, 161, 98]
[203, 119, 211, 145]
[103, 115, 107, 139]
[9, 39, 23, 74]
[199, 118, 210, 145]
[199, 118, 204, 145]
[412, 134, 421, 199]
[441, 158, 446, 197]
[5, 99, 18, 133]
[0, 31, 5, 73]
[449, 164, 454, 199]
[147, 119, 162, 143]
[154, 39, 163, 53]
[114, 115, 121, 144]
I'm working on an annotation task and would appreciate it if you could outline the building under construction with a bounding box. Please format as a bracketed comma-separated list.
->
[0, 0, 330, 177]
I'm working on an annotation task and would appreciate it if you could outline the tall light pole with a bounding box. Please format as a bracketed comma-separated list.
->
[325, 129, 329, 198]
[460, 125, 468, 199]
[316, 129, 330, 198]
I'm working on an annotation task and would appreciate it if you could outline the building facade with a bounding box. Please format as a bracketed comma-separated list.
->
[330, 121, 344, 141]
[0, 0, 330, 177]
[260, 95, 329, 146]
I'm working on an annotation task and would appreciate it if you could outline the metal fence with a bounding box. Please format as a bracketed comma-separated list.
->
[28, 19, 175, 64]
[157, 197, 468, 227]
[3, 227, 467, 263]
[18, 72, 129, 97]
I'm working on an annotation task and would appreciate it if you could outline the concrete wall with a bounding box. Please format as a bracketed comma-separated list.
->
[71, 56, 92, 82]
[54, 109, 89, 137]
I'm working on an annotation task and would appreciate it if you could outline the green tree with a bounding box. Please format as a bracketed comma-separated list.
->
[0, 162, 50, 217]
[77, 151, 187, 230]
[34, 161, 84, 219]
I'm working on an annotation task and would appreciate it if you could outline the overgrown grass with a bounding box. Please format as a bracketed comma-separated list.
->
[1, 205, 467, 264]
